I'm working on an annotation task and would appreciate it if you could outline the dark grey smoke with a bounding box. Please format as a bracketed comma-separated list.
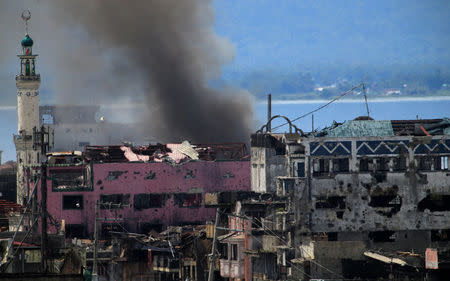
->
[0, 0, 253, 143]
[49, 0, 253, 143]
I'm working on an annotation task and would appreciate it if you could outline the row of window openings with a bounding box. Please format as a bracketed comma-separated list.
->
[62, 193, 203, 210]
[308, 156, 449, 177]
[220, 243, 239, 261]
[20, 59, 36, 76]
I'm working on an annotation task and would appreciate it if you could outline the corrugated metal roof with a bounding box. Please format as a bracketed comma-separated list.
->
[325, 120, 394, 137]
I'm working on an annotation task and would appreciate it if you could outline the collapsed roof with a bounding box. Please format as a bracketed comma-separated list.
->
[315, 117, 450, 137]
[83, 141, 248, 163]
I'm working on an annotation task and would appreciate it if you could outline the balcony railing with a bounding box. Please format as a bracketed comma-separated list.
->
[15, 74, 40, 81]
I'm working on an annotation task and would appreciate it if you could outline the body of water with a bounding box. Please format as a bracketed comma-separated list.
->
[1, 98, 449, 162]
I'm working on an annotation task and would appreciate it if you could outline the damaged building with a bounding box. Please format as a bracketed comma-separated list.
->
[249, 117, 450, 280]
[39, 105, 152, 152]
[32, 142, 250, 237]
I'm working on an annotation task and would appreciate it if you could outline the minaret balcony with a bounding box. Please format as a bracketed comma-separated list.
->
[15, 74, 40, 81]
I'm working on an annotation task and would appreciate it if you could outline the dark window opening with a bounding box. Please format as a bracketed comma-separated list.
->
[369, 231, 396, 242]
[63, 195, 83, 210]
[275, 146, 286, 155]
[333, 158, 349, 172]
[431, 229, 450, 242]
[417, 156, 433, 171]
[220, 243, 228, 259]
[342, 259, 388, 279]
[139, 222, 163, 234]
[327, 232, 338, 241]
[100, 194, 130, 209]
[373, 172, 387, 183]
[283, 179, 295, 193]
[376, 157, 389, 171]
[51, 169, 89, 191]
[313, 158, 330, 176]
[65, 224, 86, 238]
[134, 193, 167, 209]
[418, 195, 450, 212]
[369, 195, 402, 217]
[359, 158, 370, 172]
[315, 196, 346, 209]
[433, 156, 449, 170]
[25, 59, 30, 76]
[231, 244, 238, 260]
[174, 193, 202, 208]
[369, 195, 401, 207]
[393, 157, 407, 171]
[297, 162, 305, 177]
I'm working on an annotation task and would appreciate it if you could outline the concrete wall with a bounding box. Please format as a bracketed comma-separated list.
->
[251, 147, 286, 193]
[296, 136, 450, 233]
[42, 160, 251, 235]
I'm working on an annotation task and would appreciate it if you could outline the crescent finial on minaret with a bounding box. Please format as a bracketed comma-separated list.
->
[21, 10, 31, 35]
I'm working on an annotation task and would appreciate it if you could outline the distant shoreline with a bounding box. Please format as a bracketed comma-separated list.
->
[1, 96, 450, 110]
[258, 96, 450, 105]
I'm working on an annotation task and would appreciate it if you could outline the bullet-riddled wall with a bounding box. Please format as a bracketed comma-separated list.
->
[42, 160, 250, 236]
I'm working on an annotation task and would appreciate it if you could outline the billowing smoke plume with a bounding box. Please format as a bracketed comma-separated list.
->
[0, 0, 253, 143]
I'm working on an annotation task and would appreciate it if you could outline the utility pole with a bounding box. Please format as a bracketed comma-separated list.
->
[92, 201, 129, 281]
[92, 200, 99, 281]
[33, 125, 52, 273]
[207, 208, 220, 281]
[267, 94, 272, 132]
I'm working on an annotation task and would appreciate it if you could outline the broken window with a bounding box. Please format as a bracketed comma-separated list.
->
[313, 158, 330, 176]
[63, 195, 83, 210]
[51, 168, 91, 191]
[220, 243, 228, 259]
[65, 224, 86, 238]
[359, 158, 370, 172]
[369, 231, 396, 242]
[100, 194, 130, 209]
[315, 196, 346, 209]
[418, 194, 450, 212]
[433, 156, 449, 170]
[174, 193, 202, 208]
[417, 156, 433, 171]
[106, 171, 125, 181]
[375, 157, 389, 172]
[431, 229, 450, 242]
[140, 222, 163, 234]
[393, 156, 407, 171]
[296, 162, 305, 177]
[440, 156, 449, 170]
[231, 244, 238, 260]
[369, 195, 402, 216]
[133, 193, 167, 209]
[333, 158, 349, 172]
[327, 232, 338, 241]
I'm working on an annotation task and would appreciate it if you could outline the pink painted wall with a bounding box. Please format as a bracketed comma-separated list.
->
[44, 160, 250, 235]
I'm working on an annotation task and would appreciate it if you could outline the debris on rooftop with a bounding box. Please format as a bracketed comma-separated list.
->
[315, 117, 450, 137]
[83, 142, 248, 164]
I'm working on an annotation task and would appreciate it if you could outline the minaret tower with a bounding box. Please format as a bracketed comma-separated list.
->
[14, 10, 41, 204]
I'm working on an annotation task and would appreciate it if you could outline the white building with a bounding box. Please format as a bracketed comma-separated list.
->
[13, 23, 41, 204]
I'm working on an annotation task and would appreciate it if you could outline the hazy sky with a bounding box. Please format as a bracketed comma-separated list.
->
[1, 0, 449, 106]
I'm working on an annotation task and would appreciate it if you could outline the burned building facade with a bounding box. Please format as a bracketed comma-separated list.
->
[33, 142, 250, 237]
[250, 118, 450, 280]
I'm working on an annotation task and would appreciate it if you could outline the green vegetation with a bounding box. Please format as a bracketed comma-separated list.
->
[229, 64, 450, 100]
